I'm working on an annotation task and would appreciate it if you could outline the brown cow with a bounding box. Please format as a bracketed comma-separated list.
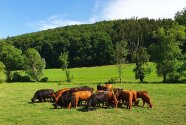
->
[114, 89, 133, 109]
[51, 88, 70, 102]
[137, 91, 152, 108]
[68, 90, 92, 109]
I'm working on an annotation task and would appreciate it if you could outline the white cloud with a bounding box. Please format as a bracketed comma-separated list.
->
[101, 0, 186, 20]
[28, 16, 87, 31]
[28, 0, 186, 31]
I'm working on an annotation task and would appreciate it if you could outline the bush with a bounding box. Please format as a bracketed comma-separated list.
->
[40, 77, 49, 82]
[20, 75, 31, 82]
[11, 72, 31, 82]
[165, 61, 186, 83]
[0, 72, 6, 83]
[108, 77, 118, 84]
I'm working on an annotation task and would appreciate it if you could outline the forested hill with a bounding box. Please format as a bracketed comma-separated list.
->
[1, 18, 185, 68]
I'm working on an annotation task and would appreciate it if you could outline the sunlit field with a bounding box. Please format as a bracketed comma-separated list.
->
[0, 64, 186, 125]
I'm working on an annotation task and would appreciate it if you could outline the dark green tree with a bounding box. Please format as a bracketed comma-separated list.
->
[149, 24, 186, 82]
[175, 8, 186, 26]
[0, 43, 24, 81]
[24, 48, 46, 81]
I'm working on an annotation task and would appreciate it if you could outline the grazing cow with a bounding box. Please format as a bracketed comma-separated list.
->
[137, 91, 152, 108]
[114, 89, 133, 109]
[51, 88, 70, 102]
[52, 86, 93, 102]
[69, 90, 92, 109]
[87, 91, 118, 111]
[31, 89, 54, 103]
[53, 94, 72, 109]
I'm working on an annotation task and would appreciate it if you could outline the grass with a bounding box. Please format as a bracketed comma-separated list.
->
[0, 63, 186, 125]
[44, 62, 163, 84]
[0, 83, 186, 125]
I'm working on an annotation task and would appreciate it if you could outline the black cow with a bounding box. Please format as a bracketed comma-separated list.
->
[31, 89, 54, 103]
[86, 91, 118, 111]
[53, 94, 72, 108]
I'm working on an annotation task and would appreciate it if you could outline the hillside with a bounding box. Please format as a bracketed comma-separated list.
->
[1, 18, 177, 68]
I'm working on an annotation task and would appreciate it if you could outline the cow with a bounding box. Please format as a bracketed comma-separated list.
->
[114, 89, 133, 109]
[53, 94, 72, 109]
[52, 86, 93, 102]
[51, 88, 70, 102]
[31, 89, 54, 103]
[86, 91, 118, 111]
[137, 91, 152, 108]
[69, 90, 92, 109]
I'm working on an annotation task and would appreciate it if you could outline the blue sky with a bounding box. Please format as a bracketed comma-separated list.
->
[0, 0, 185, 38]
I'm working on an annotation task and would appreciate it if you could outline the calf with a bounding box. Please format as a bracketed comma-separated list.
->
[31, 89, 54, 103]
[137, 91, 152, 108]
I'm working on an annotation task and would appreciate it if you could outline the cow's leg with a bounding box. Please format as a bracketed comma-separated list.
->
[68, 102, 72, 109]
[75, 98, 79, 108]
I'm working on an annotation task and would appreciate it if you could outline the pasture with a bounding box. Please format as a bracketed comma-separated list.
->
[0, 64, 186, 125]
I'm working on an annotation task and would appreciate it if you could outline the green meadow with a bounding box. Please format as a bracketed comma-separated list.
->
[0, 63, 186, 125]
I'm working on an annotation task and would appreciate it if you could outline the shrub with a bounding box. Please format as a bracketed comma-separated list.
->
[108, 77, 118, 84]
[11, 72, 31, 82]
[40, 77, 49, 82]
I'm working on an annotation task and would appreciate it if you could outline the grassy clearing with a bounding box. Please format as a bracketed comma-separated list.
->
[0, 83, 186, 125]
[44, 63, 163, 84]
[0, 63, 186, 124]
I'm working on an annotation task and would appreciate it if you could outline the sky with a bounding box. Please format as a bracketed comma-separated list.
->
[0, 0, 185, 38]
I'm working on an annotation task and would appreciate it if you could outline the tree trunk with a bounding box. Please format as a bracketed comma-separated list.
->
[6, 70, 11, 82]
[163, 73, 166, 83]
[118, 65, 122, 83]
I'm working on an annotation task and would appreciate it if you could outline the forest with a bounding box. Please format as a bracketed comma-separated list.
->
[0, 8, 186, 83]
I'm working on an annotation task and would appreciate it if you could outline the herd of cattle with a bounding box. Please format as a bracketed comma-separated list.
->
[31, 84, 152, 111]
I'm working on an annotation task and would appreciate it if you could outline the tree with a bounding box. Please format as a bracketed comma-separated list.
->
[133, 46, 151, 82]
[114, 40, 128, 83]
[0, 43, 24, 81]
[149, 24, 186, 82]
[175, 8, 186, 26]
[0, 61, 6, 83]
[24, 48, 46, 81]
[59, 52, 73, 82]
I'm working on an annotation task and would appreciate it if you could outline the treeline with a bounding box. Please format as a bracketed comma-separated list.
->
[2, 18, 183, 68]
[0, 8, 186, 83]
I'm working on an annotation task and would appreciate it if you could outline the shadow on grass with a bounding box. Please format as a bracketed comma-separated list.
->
[27, 100, 53, 104]
[77, 107, 89, 112]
